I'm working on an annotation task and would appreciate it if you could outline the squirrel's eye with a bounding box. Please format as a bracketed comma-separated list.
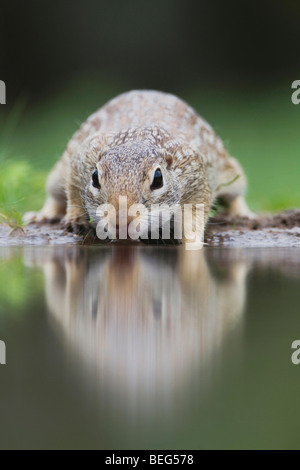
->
[92, 170, 100, 189]
[151, 168, 163, 190]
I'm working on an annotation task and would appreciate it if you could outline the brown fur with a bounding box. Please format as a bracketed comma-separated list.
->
[24, 90, 252, 243]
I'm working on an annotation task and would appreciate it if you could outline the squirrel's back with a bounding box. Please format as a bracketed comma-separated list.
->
[72, 90, 227, 165]
[94, 90, 207, 137]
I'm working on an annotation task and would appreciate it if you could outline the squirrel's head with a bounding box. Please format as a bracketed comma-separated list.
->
[84, 140, 181, 239]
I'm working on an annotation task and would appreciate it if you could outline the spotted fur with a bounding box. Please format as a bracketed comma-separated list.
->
[24, 90, 252, 242]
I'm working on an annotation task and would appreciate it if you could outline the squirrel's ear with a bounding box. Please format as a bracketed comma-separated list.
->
[163, 138, 193, 169]
[88, 132, 116, 161]
[165, 154, 173, 168]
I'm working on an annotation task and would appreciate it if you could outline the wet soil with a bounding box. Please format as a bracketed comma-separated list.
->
[0, 209, 300, 247]
[205, 209, 300, 247]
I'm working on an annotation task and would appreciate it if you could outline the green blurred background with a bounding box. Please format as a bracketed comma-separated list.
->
[0, 0, 299, 222]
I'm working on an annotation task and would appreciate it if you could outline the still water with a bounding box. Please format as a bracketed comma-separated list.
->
[0, 245, 299, 450]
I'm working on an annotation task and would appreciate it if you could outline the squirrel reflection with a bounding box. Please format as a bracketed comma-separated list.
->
[24, 246, 248, 407]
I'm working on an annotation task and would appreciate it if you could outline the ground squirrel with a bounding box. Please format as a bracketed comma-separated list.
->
[25, 90, 252, 244]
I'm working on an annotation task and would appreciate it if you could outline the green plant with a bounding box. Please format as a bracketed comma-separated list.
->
[0, 157, 46, 221]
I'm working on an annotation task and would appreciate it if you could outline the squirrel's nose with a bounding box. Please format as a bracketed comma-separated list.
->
[127, 215, 137, 225]
[115, 215, 137, 229]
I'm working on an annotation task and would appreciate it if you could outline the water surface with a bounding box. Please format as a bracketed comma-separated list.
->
[0, 246, 300, 449]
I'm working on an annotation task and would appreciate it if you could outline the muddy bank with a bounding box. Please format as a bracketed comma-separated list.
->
[205, 209, 300, 247]
[0, 223, 80, 246]
[209, 209, 300, 231]
[0, 209, 300, 247]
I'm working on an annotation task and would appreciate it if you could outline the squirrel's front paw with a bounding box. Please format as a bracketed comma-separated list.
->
[23, 211, 63, 225]
[62, 216, 91, 235]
